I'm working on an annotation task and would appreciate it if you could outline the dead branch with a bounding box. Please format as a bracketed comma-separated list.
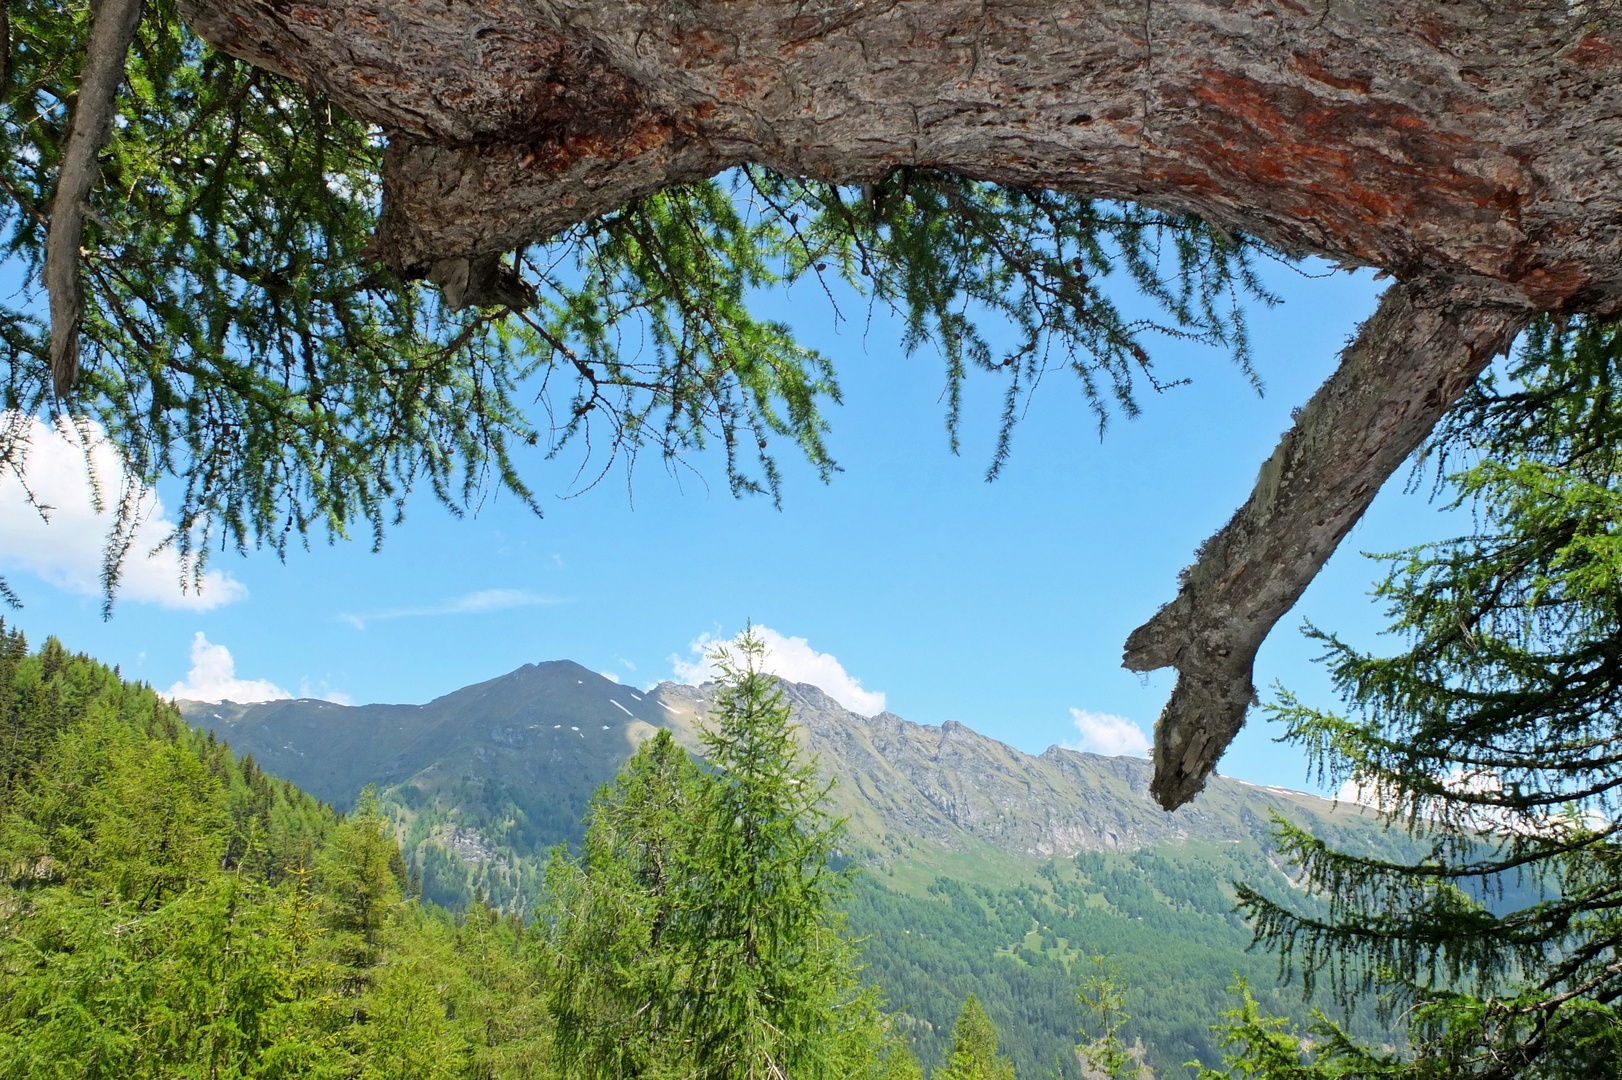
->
[45, 0, 144, 398]
[1123, 280, 1527, 810]
[1, 2, 11, 99]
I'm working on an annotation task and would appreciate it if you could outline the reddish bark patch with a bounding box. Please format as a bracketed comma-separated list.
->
[1187, 69, 1513, 233]
[1290, 52, 1372, 94]
[1565, 33, 1621, 68]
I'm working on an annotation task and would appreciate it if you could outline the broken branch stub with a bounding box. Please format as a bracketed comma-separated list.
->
[1123, 281, 1527, 811]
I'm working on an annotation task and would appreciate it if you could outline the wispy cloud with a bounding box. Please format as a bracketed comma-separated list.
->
[167, 633, 290, 703]
[0, 415, 247, 610]
[298, 678, 353, 706]
[673, 626, 886, 717]
[1063, 708, 1151, 758]
[339, 588, 565, 629]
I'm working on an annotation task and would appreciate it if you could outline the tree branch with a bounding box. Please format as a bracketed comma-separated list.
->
[1, 2, 11, 100]
[1123, 280, 1527, 810]
[45, 0, 144, 398]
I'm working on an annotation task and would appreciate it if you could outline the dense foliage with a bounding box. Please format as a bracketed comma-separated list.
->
[933, 996, 1015, 1080]
[3, 2, 1280, 608]
[0, 624, 943, 1079]
[542, 631, 888, 1080]
[1230, 316, 1622, 1078]
[0, 620, 548, 1078]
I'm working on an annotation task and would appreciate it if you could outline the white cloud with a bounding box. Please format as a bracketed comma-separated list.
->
[167, 633, 290, 703]
[672, 626, 886, 716]
[1063, 708, 1151, 757]
[600, 671, 620, 683]
[297, 678, 353, 706]
[339, 587, 563, 629]
[1336, 778, 1380, 807]
[0, 415, 247, 609]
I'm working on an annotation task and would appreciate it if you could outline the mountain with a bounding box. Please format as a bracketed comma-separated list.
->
[181, 662, 1390, 1077]
[184, 662, 1372, 872]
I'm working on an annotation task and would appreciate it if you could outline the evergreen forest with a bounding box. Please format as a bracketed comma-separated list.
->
[0, 618, 1365, 1080]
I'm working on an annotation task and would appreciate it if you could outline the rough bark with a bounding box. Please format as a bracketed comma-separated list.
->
[179, 0, 1622, 313]
[172, 0, 1622, 803]
[1124, 281, 1526, 807]
[45, 0, 144, 397]
[1, 2, 11, 99]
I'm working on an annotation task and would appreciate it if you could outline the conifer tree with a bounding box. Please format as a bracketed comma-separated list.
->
[876, 1034, 925, 1080]
[1075, 955, 1144, 1080]
[545, 628, 884, 1080]
[1233, 315, 1622, 1078]
[545, 727, 709, 1079]
[934, 995, 1016, 1080]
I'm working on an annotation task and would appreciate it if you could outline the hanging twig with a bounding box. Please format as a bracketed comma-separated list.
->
[44, 0, 144, 398]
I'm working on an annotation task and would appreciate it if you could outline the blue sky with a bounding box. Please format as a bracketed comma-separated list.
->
[0, 258, 1466, 794]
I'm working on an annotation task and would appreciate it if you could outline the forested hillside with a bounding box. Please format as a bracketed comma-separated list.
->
[9, 626, 1382, 1078]
[0, 622, 547, 1076]
[848, 844, 1401, 1078]
[183, 663, 1404, 1075]
[0, 626, 922, 1080]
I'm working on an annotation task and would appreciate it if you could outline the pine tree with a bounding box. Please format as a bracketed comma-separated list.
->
[683, 627, 884, 1080]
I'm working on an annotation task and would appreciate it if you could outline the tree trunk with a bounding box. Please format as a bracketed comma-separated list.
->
[176, 0, 1622, 803]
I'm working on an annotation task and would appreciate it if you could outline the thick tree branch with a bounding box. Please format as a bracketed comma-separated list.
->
[163, 0, 1622, 799]
[180, 0, 1622, 314]
[45, 0, 144, 398]
[1, 2, 11, 99]
[1123, 281, 1527, 809]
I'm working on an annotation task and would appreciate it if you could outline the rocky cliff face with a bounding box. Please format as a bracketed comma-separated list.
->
[649, 679, 1353, 860]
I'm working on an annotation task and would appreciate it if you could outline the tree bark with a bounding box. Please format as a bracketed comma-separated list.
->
[1124, 280, 1525, 808]
[46, 0, 144, 398]
[178, 0, 1622, 313]
[1, 2, 11, 100]
[174, 0, 1622, 803]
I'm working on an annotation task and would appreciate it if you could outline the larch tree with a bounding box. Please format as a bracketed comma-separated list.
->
[1225, 317, 1622, 1078]
[11, 0, 1622, 804]
[543, 631, 884, 1080]
[935, 995, 1016, 1080]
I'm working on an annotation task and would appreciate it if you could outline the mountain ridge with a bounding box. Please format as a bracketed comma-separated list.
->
[181, 660, 1369, 879]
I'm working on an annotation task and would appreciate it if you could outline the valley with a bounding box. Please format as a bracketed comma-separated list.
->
[181, 661, 1395, 1076]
